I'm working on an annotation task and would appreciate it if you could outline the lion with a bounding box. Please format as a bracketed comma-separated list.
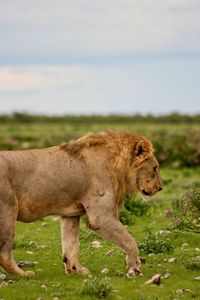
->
[0, 130, 163, 277]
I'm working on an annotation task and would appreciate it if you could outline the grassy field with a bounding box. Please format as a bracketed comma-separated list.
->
[0, 119, 200, 300]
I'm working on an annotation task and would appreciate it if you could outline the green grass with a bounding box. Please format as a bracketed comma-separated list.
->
[0, 121, 200, 299]
[0, 168, 200, 300]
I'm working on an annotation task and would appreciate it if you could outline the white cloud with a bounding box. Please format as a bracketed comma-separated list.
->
[0, 65, 90, 91]
[0, 58, 200, 115]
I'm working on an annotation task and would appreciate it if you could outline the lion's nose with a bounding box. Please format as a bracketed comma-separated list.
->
[158, 187, 163, 191]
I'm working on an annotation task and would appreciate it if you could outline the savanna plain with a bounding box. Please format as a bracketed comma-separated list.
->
[0, 114, 199, 300]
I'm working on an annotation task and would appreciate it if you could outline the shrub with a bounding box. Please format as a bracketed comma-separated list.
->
[184, 256, 200, 270]
[119, 209, 134, 225]
[169, 188, 200, 233]
[138, 231, 174, 254]
[124, 194, 150, 217]
[81, 276, 113, 298]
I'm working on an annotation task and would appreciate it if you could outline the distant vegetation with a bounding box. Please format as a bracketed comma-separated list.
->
[0, 112, 200, 124]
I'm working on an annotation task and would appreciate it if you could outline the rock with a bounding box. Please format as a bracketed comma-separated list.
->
[41, 285, 47, 290]
[162, 272, 171, 279]
[176, 288, 191, 294]
[41, 222, 48, 227]
[168, 257, 176, 263]
[145, 274, 161, 285]
[101, 268, 110, 274]
[26, 251, 34, 255]
[195, 248, 200, 252]
[29, 241, 36, 246]
[157, 264, 162, 267]
[17, 261, 36, 268]
[181, 243, 189, 250]
[194, 276, 200, 280]
[52, 297, 60, 300]
[0, 274, 6, 281]
[105, 249, 113, 256]
[91, 240, 102, 248]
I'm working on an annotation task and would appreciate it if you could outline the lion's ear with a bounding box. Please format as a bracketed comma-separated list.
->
[135, 140, 152, 158]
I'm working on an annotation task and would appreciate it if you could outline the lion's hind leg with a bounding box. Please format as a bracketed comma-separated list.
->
[60, 216, 90, 275]
[0, 195, 34, 276]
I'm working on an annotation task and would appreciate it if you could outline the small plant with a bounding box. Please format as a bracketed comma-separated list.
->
[81, 276, 113, 298]
[119, 209, 134, 225]
[124, 194, 150, 217]
[138, 231, 174, 254]
[184, 256, 200, 270]
[166, 188, 200, 233]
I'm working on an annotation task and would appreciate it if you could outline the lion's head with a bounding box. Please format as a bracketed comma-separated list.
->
[131, 139, 163, 198]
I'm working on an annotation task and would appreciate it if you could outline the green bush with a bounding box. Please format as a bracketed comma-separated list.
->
[184, 256, 200, 270]
[119, 209, 134, 225]
[138, 231, 174, 254]
[81, 276, 113, 298]
[169, 188, 200, 233]
[124, 194, 150, 217]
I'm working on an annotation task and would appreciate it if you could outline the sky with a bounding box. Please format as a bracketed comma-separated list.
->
[0, 0, 200, 115]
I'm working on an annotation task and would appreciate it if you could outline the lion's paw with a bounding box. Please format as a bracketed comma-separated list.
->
[126, 267, 143, 278]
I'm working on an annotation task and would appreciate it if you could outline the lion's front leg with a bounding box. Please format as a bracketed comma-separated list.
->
[60, 216, 89, 275]
[85, 196, 141, 276]
[87, 212, 141, 276]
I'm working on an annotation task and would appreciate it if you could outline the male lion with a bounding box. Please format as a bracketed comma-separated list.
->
[0, 130, 163, 277]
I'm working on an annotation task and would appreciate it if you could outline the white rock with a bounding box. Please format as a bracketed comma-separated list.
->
[26, 251, 34, 255]
[194, 276, 200, 280]
[91, 240, 102, 248]
[41, 222, 48, 227]
[101, 268, 110, 274]
[105, 249, 113, 256]
[145, 274, 161, 285]
[181, 243, 189, 249]
[29, 241, 35, 246]
[0, 274, 6, 281]
[162, 272, 171, 279]
[195, 248, 200, 252]
[41, 285, 47, 290]
[168, 257, 176, 263]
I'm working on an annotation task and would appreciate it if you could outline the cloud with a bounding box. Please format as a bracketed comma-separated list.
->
[0, 0, 200, 64]
[0, 58, 200, 115]
[0, 65, 90, 91]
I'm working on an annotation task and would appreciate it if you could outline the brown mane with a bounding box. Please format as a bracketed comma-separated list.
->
[60, 130, 154, 216]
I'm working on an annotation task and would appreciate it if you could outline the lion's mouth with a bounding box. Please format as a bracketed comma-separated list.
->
[141, 190, 150, 196]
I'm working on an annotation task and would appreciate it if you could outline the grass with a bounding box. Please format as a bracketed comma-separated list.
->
[0, 121, 200, 299]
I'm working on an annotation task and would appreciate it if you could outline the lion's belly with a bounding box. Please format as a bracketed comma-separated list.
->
[17, 195, 85, 222]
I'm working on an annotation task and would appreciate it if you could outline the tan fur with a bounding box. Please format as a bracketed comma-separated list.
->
[0, 130, 163, 276]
